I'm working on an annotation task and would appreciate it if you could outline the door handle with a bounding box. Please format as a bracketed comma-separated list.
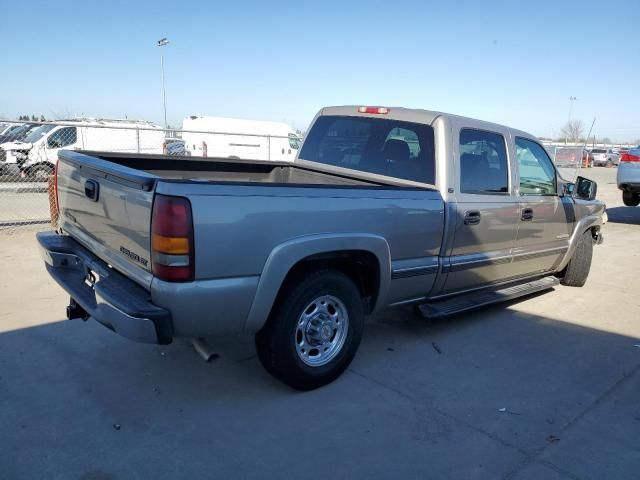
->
[464, 210, 481, 225]
[521, 207, 534, 221]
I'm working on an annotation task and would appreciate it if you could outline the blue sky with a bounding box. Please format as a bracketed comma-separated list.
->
[2, 0, 639, 141]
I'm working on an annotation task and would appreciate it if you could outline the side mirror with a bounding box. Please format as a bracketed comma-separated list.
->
[574, 176, 597, 201]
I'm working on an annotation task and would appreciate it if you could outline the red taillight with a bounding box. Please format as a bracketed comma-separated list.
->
[357, 106, 390, 114]
[620, 153, 640, 163]
[151, 195, 194, 282]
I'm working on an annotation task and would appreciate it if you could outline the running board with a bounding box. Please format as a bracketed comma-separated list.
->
[418, 276, 560, 319]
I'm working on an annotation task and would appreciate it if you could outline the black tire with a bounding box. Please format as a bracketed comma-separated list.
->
[622, 191, 640, 207]
[30, 164, 54, 182]
[560, 230, 593, 287]
[255, 270, 364, 391]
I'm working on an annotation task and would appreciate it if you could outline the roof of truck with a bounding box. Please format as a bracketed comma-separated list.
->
[319, 106, 536, 140]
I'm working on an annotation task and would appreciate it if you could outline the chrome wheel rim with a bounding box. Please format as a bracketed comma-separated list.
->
[295, 295, 349, 367]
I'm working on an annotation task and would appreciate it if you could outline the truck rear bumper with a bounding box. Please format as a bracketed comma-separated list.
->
[37, 232, 173, 344]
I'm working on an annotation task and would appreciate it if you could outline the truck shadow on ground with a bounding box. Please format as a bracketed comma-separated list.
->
[2, 297, 640, 478]
[605, 206, 640, 225]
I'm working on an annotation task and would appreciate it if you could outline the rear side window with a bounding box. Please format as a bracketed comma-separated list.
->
[459, 129, 509, 194]
[299, 115, 435, 184]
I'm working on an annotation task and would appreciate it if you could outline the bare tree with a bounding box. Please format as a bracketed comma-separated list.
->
[561, 120, 584, 142]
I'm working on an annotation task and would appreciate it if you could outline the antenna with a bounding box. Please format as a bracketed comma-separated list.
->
[575, 117, 596, 178]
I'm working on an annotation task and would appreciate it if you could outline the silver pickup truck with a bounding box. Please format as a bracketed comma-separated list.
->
[38, 106, 605, 390]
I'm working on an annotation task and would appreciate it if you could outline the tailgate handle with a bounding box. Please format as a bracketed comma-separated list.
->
[84, 180, 99, 202]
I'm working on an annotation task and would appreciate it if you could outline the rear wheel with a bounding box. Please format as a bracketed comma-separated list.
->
[255, 270, 364, 390]
[559, 230, 593, 287]
[622, 191, 640, 207]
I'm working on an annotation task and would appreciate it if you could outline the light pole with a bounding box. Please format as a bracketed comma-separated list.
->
[157, 37, 169, 129]
[565, 96, 578, 144]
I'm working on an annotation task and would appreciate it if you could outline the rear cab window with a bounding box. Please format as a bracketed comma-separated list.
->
[299, 115, 435, 184]
[459, 129, 509, 194]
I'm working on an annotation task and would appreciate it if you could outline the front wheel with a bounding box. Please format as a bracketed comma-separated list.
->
[29, 164, 54, 182]
[559, 230, 594, 287]
[255, 270, 364, 390]
[623, 191, 640, 207]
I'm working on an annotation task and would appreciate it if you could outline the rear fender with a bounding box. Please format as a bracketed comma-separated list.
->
[244, 233, 391, 333]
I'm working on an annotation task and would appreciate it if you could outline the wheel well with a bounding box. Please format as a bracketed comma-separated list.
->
[26, 162, 54, 173]
[278, 250, 380, 314]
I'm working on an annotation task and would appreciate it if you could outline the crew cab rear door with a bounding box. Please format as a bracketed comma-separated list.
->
[440, 126, 520, 294]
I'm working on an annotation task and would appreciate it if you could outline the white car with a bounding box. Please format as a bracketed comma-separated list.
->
[591, 148, 619, 167]
[617, 148, 640, 206]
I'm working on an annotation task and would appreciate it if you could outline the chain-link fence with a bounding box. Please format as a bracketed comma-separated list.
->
[0, 118, 302, 234]
[543, 144, 587, 183]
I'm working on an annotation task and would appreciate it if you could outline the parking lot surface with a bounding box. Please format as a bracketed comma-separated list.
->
[1, 167, 638, 479]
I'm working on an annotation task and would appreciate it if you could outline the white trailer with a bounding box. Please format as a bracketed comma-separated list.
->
[181, 116, 300, 161]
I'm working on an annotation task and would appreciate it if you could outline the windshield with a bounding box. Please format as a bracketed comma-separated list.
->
[9, 124, 36, 140]
[23, 124, 56, 143]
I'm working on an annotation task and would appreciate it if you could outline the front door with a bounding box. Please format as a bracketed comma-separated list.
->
[512, 137, 573, 277]
[442, 128, 520, 294]
[45, 126, 78, 164]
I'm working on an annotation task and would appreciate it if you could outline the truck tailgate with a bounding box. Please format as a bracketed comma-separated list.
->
[56, 150, 158, 289]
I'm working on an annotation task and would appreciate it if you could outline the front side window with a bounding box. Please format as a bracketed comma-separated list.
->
[516, 137, 557, 195]
[459, 129, 509, 194]
[47, 127, 77, 148]
[299, 115, 435, 184]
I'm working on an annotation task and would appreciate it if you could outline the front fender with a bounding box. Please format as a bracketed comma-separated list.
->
[557, 213, 603, 271]
[243, 233, 391, 333]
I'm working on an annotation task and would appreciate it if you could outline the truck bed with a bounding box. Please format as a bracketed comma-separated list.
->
[75, 151, 390, 187]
